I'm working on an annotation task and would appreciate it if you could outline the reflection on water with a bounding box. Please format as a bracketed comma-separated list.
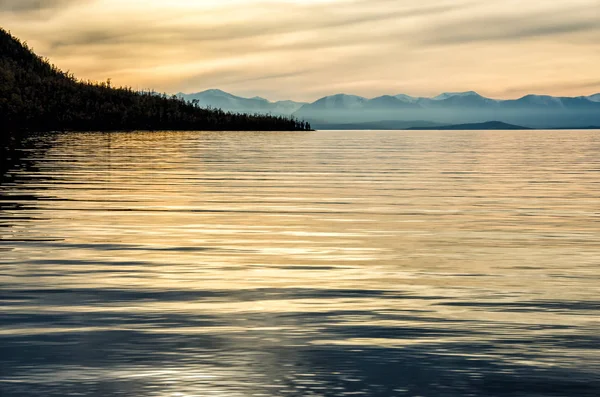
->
[1, 130, 599, 396]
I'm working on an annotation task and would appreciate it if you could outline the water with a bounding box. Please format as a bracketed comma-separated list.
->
[1, 130, 599, 396]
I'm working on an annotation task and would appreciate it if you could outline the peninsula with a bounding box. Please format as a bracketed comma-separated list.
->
[0, 28, 311, 134]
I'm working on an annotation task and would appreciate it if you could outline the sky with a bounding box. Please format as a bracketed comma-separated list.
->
[1, 0, 599, 101]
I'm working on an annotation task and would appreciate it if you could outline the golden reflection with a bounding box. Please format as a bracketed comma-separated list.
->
[1, 130, 599, 396]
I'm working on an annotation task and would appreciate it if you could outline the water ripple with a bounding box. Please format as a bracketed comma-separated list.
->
[1, 130, 600, 396]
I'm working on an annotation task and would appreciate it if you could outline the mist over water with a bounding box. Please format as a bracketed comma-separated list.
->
[1, 130, 600, 396]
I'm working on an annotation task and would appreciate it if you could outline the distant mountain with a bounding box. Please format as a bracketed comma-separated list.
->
[307, 94, 368, 110]
[432, 91, 482, 101]
[293, 91, 600, 129]
[173, 88, 600, 129]
[408, 121, 530, 130]
[178, 89, 306, 116]
[394, 94, 420, 103]
[587, 93, 600, 102]
[366, 95, 421, 110]
[501, 94, 565, 109]
[418, 91, 499, 109]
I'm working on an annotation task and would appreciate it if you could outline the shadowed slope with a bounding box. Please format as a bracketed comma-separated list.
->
[0, 28, 310, 133]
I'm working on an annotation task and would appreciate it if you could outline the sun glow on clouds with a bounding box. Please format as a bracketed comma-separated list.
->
[1, 0, 599, 101]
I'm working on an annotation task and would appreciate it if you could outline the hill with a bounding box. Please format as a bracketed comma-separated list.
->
[407, 121, 530, 130]
[0, 28, 310, 134]
[313, 120, 445, 130]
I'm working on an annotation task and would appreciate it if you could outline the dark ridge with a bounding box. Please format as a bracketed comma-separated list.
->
[0, 28, 311, 134]
[408, 121, 531, 130]
[314, 120, 445, 130]
[550, 125, 600, 130]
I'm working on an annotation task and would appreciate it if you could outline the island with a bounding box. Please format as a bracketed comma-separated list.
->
[407, 121, 530, 130]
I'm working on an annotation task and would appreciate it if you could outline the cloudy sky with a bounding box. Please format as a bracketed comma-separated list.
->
[2, 0, 599, 101]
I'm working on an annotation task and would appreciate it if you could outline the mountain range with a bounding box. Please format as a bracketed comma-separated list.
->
[178, 89, 306, 116]
[179, 89, 600, 129]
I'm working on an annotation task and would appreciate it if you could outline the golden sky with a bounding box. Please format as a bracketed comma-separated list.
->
[2, 0, 599, 101]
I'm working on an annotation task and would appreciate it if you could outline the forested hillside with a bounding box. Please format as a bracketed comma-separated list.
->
[0, 28, 310, 133]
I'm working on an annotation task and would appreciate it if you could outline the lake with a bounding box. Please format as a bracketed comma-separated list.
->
[1, 130, 599, 396]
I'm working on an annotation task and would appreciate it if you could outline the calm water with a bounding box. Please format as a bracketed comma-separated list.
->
[1, 130, 599, 396]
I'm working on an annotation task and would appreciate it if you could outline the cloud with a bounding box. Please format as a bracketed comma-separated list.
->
[0, 0, 84, 13]
[419, 6, 600, 45]
[501, 80, 600, 97]
[2, 0, 599, 100]
[42, 2, 470, 51]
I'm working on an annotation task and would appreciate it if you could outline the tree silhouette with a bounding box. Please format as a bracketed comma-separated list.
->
[0, 28, 311, 135]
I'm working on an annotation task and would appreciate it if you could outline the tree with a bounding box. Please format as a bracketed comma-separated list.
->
[0, 27, 312, 135]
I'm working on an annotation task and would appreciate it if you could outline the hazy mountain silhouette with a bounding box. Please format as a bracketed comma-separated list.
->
[292, 91, 600, 128]
[0, 28, 311, 134]
[178, 89, 306, 116]
[308, 94, 368, 110]
[432, 91, 480, 101]
[408, 121, 530, 130]
[187, 90, 600, 126]
[587, 93, 600, 102]
[365, 95, 421, 110]
[179, 88, 600, 129]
